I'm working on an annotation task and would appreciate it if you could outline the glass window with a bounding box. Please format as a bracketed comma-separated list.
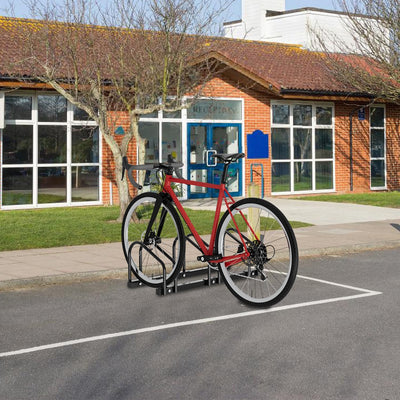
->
[370, 129, 385, 158]
[294, 128, 312, 159]
[2, 126, 33, 164]
[212, 126, 239, 155]
[72, 166, 99, 202]
[316, 161, 333, 190]
[2, 168, 33, 205]
[190, 169, 208, 194]
[272, 104, 289, 124]
[293, 104, 312, 126]
[370, 106, 385, 188]
[315, 129, 333, 159]
[316, 106, 332, 125]
[2, 93, 100, 208]
[371, 160, 385, 187]
[189, 125, 207, 165]
[163, 110, 182, 119]
[73, 105, 93, 121]
[72, 127, 99, 163]
[271, 128, 290, 160]
[38, 95, 67, 122]
[370, 107, 384, 127]
[38, 126, 67, 163]
[38, 167, 67, 203]
[272, 102, 334, 193]
[294, 161, 312, 191]
[5, 96, 32, 120]
[272, 163, 290, 192]
[162, 123, 181, 163]
[141, 111, 158, 119]
[139, 122, 159, 163]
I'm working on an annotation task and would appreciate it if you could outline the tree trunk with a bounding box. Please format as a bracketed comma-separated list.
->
[114, 155, 132, 222]
[102, 131, 132, 222]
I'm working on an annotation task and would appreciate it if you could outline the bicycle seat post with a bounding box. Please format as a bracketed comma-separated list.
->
[221, 162, 230, 185]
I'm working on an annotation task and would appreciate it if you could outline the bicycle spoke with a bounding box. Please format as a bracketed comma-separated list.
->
[122, 193, 184, 288]
[217, 198, 298, 307]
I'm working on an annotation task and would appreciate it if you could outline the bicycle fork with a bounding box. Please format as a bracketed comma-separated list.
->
[136, 194, 177, 269]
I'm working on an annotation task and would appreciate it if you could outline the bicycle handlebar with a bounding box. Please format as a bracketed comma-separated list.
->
[122, 152, 244, 189]
[122, 156, 184, 189]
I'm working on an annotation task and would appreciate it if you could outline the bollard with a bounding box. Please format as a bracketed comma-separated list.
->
[247, 183, 261, 240]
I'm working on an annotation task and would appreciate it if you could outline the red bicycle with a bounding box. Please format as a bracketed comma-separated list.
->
[121, 153, 298, 307]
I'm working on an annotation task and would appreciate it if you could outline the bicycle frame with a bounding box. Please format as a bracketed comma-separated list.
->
[161, 173, 258, 267]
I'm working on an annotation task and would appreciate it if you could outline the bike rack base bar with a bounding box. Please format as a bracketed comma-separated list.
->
[127, 280, 145, 288]
[127, 265, 222, 295]
[155, 266, 221, 296]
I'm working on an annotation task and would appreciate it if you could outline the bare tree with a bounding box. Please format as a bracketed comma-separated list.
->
[312, 0, 400, 104]
[7, 0, 232, 220]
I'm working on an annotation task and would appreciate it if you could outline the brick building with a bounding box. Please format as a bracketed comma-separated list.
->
[1, 16, 399, 209]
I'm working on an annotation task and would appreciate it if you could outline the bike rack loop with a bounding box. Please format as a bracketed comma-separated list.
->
[127, 234, 222, 296]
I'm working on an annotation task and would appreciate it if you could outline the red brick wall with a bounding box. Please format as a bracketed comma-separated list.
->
[386, 104, 400, 190]
[335, 102, 400, 193]
[334, 102, 370, 193]
[0, 135, 2, 206]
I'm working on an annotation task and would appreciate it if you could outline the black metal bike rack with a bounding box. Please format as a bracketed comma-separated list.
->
[127, 234, 223, 296]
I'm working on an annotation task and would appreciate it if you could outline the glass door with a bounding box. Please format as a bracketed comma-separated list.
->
[187, 123, 242, 198]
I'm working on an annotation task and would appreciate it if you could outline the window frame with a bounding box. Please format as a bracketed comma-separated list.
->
[369, 105, 386, 190]
[1, 92, 101, 209]
[271, 100, 335, 195]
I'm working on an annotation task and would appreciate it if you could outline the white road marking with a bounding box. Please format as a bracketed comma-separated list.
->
[0, 275, 381, 358]
[296, 273, 381, 294]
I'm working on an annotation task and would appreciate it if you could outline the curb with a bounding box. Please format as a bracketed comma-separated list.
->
[299, 240, 400, 258]
[1, 241, 399, 292]
[0, 269, 126, 292]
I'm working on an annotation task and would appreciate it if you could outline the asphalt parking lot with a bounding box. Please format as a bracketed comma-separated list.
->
[1, 248, 399, 400]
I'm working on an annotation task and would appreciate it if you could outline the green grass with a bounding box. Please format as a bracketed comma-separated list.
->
[0, 206, 121, 251]
[296, 192, 400, 208]
[0, 205, 310, 252]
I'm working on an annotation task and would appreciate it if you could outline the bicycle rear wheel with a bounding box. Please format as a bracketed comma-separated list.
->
[122, 192, 185, 288]
[216, 198, 298, 307]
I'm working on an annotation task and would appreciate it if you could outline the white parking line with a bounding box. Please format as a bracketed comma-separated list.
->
[0, 275, 381, 358]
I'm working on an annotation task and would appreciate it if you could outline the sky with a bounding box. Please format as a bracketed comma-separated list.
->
[1, 0, 337, 22]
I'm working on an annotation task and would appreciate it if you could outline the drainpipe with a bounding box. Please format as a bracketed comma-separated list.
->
[349, 110, 355, 192]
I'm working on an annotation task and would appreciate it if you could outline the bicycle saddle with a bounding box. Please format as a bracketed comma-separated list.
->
[211, 153, 245, 163]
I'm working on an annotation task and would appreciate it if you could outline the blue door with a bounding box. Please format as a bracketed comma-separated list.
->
[187, 123, 242, 198]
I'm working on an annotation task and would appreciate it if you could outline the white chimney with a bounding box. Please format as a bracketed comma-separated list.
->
[241, 0, 285, 40]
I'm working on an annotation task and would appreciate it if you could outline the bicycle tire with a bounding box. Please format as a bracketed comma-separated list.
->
[216, 198, 298, 307]
[121, 192, 185, 288]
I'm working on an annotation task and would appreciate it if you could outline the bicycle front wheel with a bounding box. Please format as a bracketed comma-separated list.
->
[122, 192, 185, 288]
[216, 198, 298, 307]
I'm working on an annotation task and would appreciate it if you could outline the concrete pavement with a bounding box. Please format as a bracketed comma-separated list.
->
[0, 198, 399, 290]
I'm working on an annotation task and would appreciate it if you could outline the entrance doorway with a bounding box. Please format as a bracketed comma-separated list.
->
[187, 123, 242, 198]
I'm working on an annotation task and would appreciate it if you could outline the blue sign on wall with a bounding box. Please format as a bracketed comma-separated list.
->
[247, 130, 269, 159]
[115, 126, 125, 135]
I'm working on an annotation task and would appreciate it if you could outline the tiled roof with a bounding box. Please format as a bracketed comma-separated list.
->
[205, 38, 359, 95]
[0, 15, 369, 97]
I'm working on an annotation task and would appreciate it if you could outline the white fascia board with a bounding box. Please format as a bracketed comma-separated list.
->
[0, 92, 5, 129]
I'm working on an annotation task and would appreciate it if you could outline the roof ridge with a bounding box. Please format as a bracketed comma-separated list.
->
[0, 14, 319, 54]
